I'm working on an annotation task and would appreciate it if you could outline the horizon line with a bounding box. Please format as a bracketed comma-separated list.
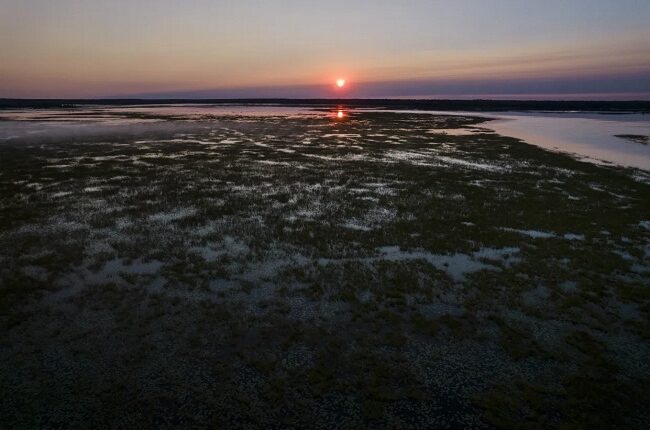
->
[3, 96, 650, 102]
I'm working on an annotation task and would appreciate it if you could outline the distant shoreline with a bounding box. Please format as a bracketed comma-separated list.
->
[1, 98, 650, 113]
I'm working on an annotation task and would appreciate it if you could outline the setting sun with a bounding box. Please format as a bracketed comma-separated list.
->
[3, 2, 650, 428]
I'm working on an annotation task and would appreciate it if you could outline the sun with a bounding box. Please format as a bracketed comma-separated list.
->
[336, 78, 346, 88]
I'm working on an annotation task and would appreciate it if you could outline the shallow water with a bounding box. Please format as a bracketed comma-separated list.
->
[0, 104, 323, 142]
[427, 109, 650, 171]
[368, 109, 650, 170]
[488, 113, 650, 170]
[2, 104, 649, 428]
[2, 104, 650, 170]
[0, 104, 320, 122]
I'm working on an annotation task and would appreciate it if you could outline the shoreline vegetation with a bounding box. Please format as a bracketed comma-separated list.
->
[615, 134, 649, 145]
[1, 107, 649, 428]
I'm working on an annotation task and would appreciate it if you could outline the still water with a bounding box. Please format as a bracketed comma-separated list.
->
[488, 112, 650, 170]
[374, 109, 650, 171]
[1, 104, 649, 170]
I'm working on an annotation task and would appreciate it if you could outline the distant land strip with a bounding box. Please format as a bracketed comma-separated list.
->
[1, 98, 650, 112]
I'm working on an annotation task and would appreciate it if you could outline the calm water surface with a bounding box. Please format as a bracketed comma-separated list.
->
[489, 112, 650, 170]
[373, 109, 650, 170]
[2, 104, 649, 170]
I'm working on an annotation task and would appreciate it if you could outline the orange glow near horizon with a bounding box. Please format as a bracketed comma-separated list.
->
[337, 110, 344, 119]
[1, 2, 650, 99]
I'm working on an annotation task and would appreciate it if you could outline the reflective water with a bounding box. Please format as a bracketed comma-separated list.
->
[488, 112, 650, 170]
[0, 104, 324, 142]
[364, 109, 650, 170]
[1, 104, 649, 170]
[0, 104, 320, 123]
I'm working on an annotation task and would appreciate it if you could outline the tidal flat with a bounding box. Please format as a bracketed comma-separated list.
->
[1, 106, 649, 429]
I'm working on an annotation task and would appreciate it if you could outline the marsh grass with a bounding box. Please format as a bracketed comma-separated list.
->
[0, 109, 649, 428]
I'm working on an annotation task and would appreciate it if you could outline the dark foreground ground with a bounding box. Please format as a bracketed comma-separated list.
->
[1, 108, 649, 429]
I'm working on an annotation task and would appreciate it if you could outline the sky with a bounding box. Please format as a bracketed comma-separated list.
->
[1, 0, 650, 99]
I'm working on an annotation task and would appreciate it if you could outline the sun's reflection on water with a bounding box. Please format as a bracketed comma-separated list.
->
[333, 107, 348, 120]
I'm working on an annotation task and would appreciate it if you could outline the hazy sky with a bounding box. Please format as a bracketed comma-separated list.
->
[1, 0, 650, 99]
